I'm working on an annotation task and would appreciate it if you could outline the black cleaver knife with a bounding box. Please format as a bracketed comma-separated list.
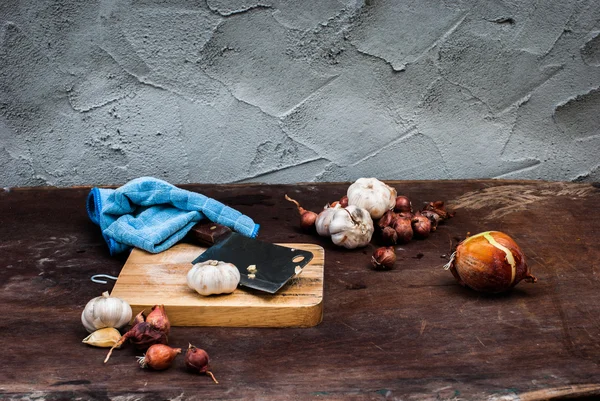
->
[187, 221, 314, 294]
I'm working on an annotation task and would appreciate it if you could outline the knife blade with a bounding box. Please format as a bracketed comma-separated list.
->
[187, 221, 314, 294]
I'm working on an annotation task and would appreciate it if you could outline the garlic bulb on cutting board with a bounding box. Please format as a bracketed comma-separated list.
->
[81, 291, 133, 333]
[347, 177, 397, 219]
[187, 260, 240, 296]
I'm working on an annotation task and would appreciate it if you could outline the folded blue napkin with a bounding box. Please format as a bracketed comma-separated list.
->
[86, 177, 260, 255]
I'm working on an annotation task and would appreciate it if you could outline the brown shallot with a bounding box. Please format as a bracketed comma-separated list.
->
[420, 210, 441, 231]
[378, 210, 397, 229]
[371, 247, 396, 270]
[285, 194, 318, 231]
[381, 226, 398, 245]
[411, 213, 431, 238]
[392, 217, 413, 243]
[339, 196, 349, 208]
[104, 306, 170, 363]
[185, 343, 218, 383]
[394, 196, 412, 213]
[145, 304, 170, 336]
[137, 344, 181, 370]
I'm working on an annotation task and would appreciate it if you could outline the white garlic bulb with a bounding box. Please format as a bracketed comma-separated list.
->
[315, 204, 342, 236]
[187, 260, 240, 296]
[328, 205, 374, 248]
[347, 177, 397, 219]
[81, 291, 132, 333]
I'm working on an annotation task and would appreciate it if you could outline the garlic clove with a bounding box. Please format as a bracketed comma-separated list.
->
[82, 327, 122, 348]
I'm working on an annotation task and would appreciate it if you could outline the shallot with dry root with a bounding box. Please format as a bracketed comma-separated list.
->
[137, 344, 181, 370]
[285, 194, 318, 231]
[185, 343, 218, 383]
[104, 305, 170, 363]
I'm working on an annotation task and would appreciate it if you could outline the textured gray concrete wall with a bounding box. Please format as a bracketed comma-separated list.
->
[1, 0, 599, 187]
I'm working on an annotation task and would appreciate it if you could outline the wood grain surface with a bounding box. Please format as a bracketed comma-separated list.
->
[1, 180, 599, 400]
[110, 243, 324, 327]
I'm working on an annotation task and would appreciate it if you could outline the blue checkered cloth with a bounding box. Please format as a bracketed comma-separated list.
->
[86, 177, 260, 255]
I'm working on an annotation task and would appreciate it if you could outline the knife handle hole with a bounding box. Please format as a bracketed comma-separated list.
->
[292, 255, 305, 263]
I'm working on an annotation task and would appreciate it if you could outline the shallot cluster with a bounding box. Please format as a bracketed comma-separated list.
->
[95, 304, 219, 382]
[371, 197, 453, 270]
[285, 178, 454, 272]
[377, 198, 453, 246]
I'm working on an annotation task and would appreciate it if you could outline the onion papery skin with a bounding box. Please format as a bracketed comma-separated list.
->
[447, 231, 536, 293]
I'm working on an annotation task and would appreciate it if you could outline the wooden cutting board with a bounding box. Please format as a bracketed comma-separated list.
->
[110, 242, 324, 328]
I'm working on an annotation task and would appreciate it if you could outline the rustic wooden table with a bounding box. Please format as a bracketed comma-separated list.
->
[1, 180, 599, 401]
